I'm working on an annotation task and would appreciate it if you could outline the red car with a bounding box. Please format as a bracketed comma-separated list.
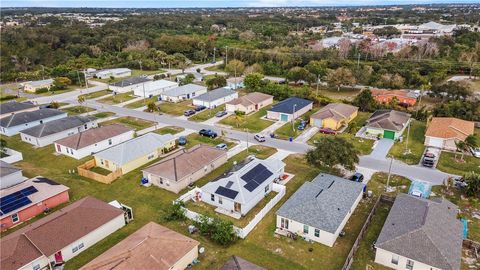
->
[319, 128, 337, 135]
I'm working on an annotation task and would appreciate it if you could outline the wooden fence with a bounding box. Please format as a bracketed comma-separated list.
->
[77, 159, 123, 184]
[341, 195, 395, 270]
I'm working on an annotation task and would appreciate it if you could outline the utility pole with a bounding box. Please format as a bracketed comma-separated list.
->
[41, 65, 45, 80]
[139, 61, 143, 71]
[83, 69, 89, 89]
[213, 47, 216, 63]
[292, 104, 297, 132]
[404, 120, 411, 154]
[357, 53, 361, 69]
[386, 157, 394, 192]
[225, 46, 228, 66]
[316, 74, 320, 97]
[245, 128, 250, 155]
[142, 82, 146, 105]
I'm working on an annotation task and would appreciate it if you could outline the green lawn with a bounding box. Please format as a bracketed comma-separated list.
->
[189, 105, 225, 122]
[93, 112, 116, 118]
[247, 145, 277, 159]
[185, 134, 236, 149]
[125, 95, 159, 109]
[308, 133, 374, 156]
[437, 152, 480, 175]
[90, 166, 112, 176]
[78, 89, 111, 100]
[61, 106, 95, 115]
[275, 119, 304, 140]
[154, 126, 185, 135]
[158, 100, 192, 116]
[97, 92, 136, 105]
[219, 106, 274, 133]
[367, 172, 411, 196]
[389, 120, 426, 165]
[99, 116, 154, 131]
[346, 112, 372, 134]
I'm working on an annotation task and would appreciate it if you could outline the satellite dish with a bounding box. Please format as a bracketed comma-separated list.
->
[199, 247, 205, 254]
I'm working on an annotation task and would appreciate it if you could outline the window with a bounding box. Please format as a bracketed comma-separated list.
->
[108, 139, 112, 145]
[281, 218, 289, 229]
[265, 185, 269, 193]
[147, 154, 155, 160]
[32, 264, 40, 270]
[100, 159, 104, 165]
[219, 197, 223, 204]
[11, 213, 19, 223]
[285, 219, 289, 229]
[159, 178, 163, 184]
[303, 225, 309, 234]
[314, 229, 320, 237]
[78, 242, 84, 249]
[84, 124, 88, 129]
[406, 259, 414, 270]
[391, 255, 399, 265]
[211, 194, 215, 201]
[72, 246, 79, 253]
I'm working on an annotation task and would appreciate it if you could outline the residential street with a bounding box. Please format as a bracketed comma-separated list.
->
[29, 81, 108, 104]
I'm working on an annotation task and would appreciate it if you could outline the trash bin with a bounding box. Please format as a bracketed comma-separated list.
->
[289, 137, 293, 142]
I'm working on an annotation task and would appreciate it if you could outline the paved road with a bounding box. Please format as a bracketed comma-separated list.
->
[29, 81, 108, 104]
[162, 61, 226, 76]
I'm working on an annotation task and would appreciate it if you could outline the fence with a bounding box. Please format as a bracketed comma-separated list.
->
[0, 148, 23, 163]
[179, 183, 286, 239]
[341, 195, 395, 270]
[77, 159, 123, 184]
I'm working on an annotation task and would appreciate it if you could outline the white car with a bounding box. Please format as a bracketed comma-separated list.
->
[254, 134, 266, 142]
[471, 147, 480, 158]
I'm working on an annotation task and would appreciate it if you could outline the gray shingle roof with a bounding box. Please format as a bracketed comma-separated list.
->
[276, 173, 364, 234]
[0, 109, 66, 128]
[0, 161, 21, 177]
[20, 116, 96, 138]
[162, 84, 207, 97]
[268, 97, 312, 114]
[94, 133, 175, 166]
[366, 109, 411, 131]
[110, 76, 151, 87]
[376, 193, 462, 270]
[0, 102, 37, 115]
[220, 256, 265, 270]
[193, 87, 236, 102]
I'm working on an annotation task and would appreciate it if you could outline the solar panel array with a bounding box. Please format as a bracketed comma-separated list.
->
[0, 186, 38, 215]
[241, 164, 273, 192]
[215, 186, 239, 199]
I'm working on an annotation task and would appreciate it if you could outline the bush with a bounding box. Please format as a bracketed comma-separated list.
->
[164, 202, 186, 221]
[35, 87, 49, 94]
[194, 215, 237, 245]
[0, 95, 17, 102]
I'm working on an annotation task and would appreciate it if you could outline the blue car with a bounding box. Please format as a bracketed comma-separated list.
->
[297, 121, 307, 130]
[178, 136, 187, 146]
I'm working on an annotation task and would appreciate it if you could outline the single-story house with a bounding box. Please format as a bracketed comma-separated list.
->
[365, 110, 411, 140]
[0, 109, 67, 136]
[276, 173, 364, 247]
[310, 103, 358, 130]
[374, 194, 462, 270]
[202, 157, 285, 216]
[424, 117, 475, 151]
[0, 101, 39, 119]
[54, 124, 135, 160]
[225, 92, 273, 114]
[0, 161, 25, 189]
[160, 84, 208, 103]
[20, 116, 98, 147]
[192, 87, 238, 109]
[371, 89, 417, 107]
[267, 97, 313, 122]
[143, 145, 228, 194]
[93, 133, 176, 174]
[226, 77, 244, 90]
[0, 176, 70, 231]
[94, 68, 131, 79]
[0, 197, 126, 270]
[22, 79, 54, 93]
[176, 72, 204, 82]
[108, 76, 152, 93]
[81, 222, 200, 270]
[132, 79, 178, 97]
[220, 256, 265, 270]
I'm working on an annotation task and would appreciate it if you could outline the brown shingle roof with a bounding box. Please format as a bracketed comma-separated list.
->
[227, 92, 273, 107]
[425, 117, 474, 140]
[55, 124, 134, 150]
[0, 197, 124, 270]
[366, 110, 411, 131]
[143, 145, 227, 181]
[311, 103, 358, 122]
[220, 256, 265, 270]
[80, 222, 199, 270]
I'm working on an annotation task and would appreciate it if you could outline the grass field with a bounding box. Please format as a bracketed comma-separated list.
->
[437, 152, 480, 175]
[389, 120, 426, 165]
[309, 133, 374, 156]
[185, 134, 236, 149]
[97, 92, 136, 105]
[62, 106, 95, 115]
[93, 112, 116, 118]
[274, 119, 304, 140]
[125, 95, 159, 109]
[189, 105, 226, 122]
[90, 166, 112, 176]
[219, 106, 274, 133]
[78, 90, 112, 100]
[154, 126, 185, 135]
[99, 116, 154, 131]
[158, 100, 192, 116]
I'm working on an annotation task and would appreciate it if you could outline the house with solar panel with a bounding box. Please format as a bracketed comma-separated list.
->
[0, 176, 69, 231]
[201, 157, 285, 216]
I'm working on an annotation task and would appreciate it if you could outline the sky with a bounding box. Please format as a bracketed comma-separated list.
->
[1, 0, 478, 8]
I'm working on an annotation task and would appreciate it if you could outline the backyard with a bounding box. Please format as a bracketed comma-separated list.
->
[219, 106, 274, 133]
[189, 105, 226, 122]
[158, 100, 192, 116]
[97, 91, 136, 105]
[388, 120, 426, 165]
[99, 116, 154, 131]
[61, 106, 95, 115]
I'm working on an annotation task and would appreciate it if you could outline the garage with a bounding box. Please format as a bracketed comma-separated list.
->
[383, 130, 395, 140]
[313, 118, 323, 128]
[426, 137, 444, 148]
[280, 114, 289, 122]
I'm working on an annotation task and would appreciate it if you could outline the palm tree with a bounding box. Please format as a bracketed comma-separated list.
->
[455, 141, 467, 161]
[77, 96, 86, 113]
[465, 135, 478, 151]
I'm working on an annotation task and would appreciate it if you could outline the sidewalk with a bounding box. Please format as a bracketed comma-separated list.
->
[227, 141, 248, 158]
[267, 149, 293, 161]
[115, 96, 143, 107]
[294, 127, 319, 143]
[259, 120, 284, 136]
[137, 123, 167, 136]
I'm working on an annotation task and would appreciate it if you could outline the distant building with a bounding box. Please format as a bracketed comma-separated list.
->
[132, 79, 178, 97]
[0, 101, 39, 119]
[370, 89, 417, 107]
[22, 79, 54, 93]
[365, 110, 411, 140]
[94, 68, 131, 79]
[160, 84, 208, 103]
[0, 109, 67, 136]
[225, 92, 273, 115]
[266, 97, 313, 122]
[0, 161, 24, 189]
[108, 76, 152, 93]
[192, 87, 238, 109]
[226, 77, 244, 90]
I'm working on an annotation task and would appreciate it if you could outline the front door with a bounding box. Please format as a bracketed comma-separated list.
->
[383, 130, 395, 140]
[54, 251, 63, 264]
[234, 202, 241, 213]
[280, 114, 289, 122]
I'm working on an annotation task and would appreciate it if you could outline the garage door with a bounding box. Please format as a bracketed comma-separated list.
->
[383, 130, 395, 140]
[280, 114, 289, 122]
[428, 137, 444, 148]
[314, 119, 323, 128]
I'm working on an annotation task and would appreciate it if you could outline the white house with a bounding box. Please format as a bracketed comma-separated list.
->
[0, 197, 128, 270]
[95, 68, 131, 79]
[374, 194, 462, 270]
[108, 77, 152, 93]
[160, 84, 207, 103]
[201, 157, 285, 216]
[54, 124, 135, 160]
[424, 117, 474, 151]
[0, 109, 67, 136]
[0, 161, 25, 189]
[20, 116, 98, 147]
[192, 87, 238, 109]
[276, 174, 364, 247]
[22, 79, 54, 93]
[266, 97, 313, 122]
[226, 77, 244, 90]
[0, 101, 39, 119]
[132, 79, 178, 97]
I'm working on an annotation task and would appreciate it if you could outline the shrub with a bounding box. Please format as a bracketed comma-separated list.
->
[35, 87, 49, 94]
[164, 202, 186, 221]
[194, 215, 237, 245]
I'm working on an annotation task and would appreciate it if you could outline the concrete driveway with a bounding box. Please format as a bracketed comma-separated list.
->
[369, 139, 394, 160]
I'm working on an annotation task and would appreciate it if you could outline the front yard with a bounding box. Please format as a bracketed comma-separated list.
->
[61, 106, 95, 115]
[185, 133, 236, 149]
[219, 106, 274, 133]
[189, 105, 226, 122]
[99, 116, 154, 131]
[97, 91, 136, 105]
[388, 120, 426, 165]
[125, 95, 159, 109]
[274, 119, 304, 140]
[158, 100, 192, 116]
[437, 152, 480, 175]
[78, 89, 111, 100]
[309, 133, 374, 156]
[93, 112, 116, 118]
[154, 126, 185, 135]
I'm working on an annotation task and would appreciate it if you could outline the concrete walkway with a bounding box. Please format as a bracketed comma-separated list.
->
[116, 96, 143, 107]
[259, 120, 284, 136]
[294, 127, 319, 143]
[227, 141, 248, 158]
[267, 149, 293, 161]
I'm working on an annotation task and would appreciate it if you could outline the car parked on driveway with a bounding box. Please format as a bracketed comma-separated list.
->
[350, 173, 364, 182]
[471, 147, 480, 158]
[215, 110, 228, 117]
[215, 143, 228, 150]
[298, 120, 307, 131]
[319, 128, 337, 135]
[195, 105, 206, 112]
[184, 109, 196, 116]
[199, 129, 217, 138]
[422, 152, 436, 167]
[178, 136, 187, 146]
[254, 134, 266, 142]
